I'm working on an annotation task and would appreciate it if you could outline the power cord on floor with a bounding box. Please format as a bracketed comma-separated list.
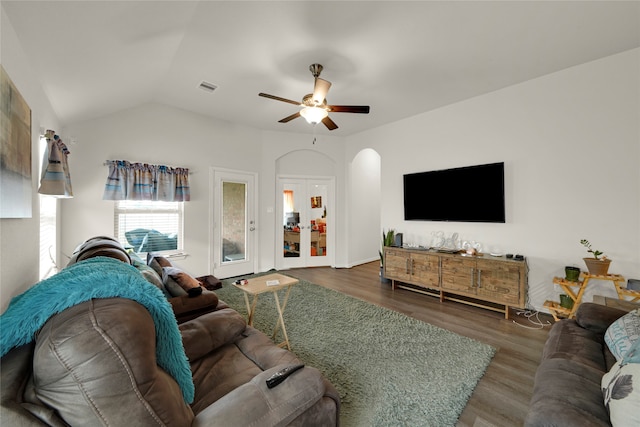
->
[512, 308, 552, 329]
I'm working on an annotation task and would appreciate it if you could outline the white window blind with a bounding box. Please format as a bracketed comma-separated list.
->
[114, 200, 183, 253]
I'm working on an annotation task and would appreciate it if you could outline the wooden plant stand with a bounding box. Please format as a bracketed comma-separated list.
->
[544, 273, 627, 321]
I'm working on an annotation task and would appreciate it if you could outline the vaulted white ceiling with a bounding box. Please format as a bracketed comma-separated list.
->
[3, 1, 639, 136]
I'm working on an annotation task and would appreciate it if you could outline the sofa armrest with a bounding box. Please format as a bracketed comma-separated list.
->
[575, 303, 628, 334]
[191, 365, 328, 427]
[179, 308, 246, 361]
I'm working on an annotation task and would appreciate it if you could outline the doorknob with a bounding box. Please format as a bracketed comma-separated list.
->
[250, 227, 255, 231]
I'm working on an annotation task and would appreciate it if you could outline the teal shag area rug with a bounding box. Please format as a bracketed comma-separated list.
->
[216, 275, 495, 427]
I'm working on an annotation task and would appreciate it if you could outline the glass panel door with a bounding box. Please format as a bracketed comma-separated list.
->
[281, 180, 306, 268]
[279, 177, 333, 269]
[308, 182, 327, 260]
[212, 169, 256, 279]
[221, 181, 246, 263]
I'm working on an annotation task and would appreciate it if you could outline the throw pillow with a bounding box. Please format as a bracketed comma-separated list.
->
[623, 338, 640, 365]
[147, 254, 173, 278]
[605, 309, 640, 361]
[164, 276, 188, 297]
[162, 267, 202, 297]
[602, 360, 640, 426]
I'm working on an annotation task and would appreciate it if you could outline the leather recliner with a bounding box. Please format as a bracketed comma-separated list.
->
[1, 296, 340, 426]
[1, 237, 339, 425]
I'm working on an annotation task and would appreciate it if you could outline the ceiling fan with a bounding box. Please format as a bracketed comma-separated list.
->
[259, 63, 370, 131]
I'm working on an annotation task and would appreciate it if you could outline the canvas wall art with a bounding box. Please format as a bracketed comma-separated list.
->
[1, 65, 32, 218]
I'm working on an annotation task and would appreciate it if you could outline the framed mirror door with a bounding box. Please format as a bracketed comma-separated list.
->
[278, 177, 334, 269]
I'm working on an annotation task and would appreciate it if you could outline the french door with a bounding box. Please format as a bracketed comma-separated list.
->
[278, 177, 334, 269]
[211, 168, 257, 278]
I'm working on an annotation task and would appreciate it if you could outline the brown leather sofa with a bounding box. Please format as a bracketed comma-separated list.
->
[1, 239, 340, 426]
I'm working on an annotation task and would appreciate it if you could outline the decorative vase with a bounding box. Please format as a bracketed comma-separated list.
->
[559, 294, 574, 310]
[564, 266, 581, 282]
[583, 258, 611, 276]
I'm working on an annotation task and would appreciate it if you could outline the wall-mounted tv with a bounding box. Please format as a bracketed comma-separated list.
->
[403, 162, 505, 223]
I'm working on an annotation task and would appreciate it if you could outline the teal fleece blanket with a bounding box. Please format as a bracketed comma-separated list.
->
[0, 257, 194, 403]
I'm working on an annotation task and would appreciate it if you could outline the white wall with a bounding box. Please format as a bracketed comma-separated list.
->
[60, 107, 349, 277]
[348, 148, 381, 267]
[0, 5, 60, 311]
[347, 48, 640, 311]
[259, 131, 347, 268]
[60, 103, 263, 275]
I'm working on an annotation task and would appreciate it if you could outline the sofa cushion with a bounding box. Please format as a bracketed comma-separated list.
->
[189, 326, 300, 415]
[542, 319, 608, 371]
[602, 360, 640, 427]
[604, 309, 640, 361]
[32, 299, 194, 426]
[170, 290, 221, 324]
[526, 358, 611, 427]
[193, 365, 328, 427]
[576, 303, 628, 334]
[179, 307, 244, 361]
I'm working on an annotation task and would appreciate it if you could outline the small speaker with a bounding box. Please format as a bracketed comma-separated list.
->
[394, 233, 403, 247]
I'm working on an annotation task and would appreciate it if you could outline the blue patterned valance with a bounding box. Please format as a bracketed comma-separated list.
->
[103, 160, 190, 202]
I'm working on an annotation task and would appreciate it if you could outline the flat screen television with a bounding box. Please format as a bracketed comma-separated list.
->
[403, 162, 505, 223]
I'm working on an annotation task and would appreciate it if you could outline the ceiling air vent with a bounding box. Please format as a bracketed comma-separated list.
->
[198, 81, 218, 93]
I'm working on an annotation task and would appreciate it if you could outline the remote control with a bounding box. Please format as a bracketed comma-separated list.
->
[266, 364, 305, 389]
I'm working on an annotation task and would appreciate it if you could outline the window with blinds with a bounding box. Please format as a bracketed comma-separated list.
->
[114, 200, 184, 254]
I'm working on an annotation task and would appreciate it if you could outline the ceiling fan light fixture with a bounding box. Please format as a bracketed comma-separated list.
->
[300, 106, 328, 124]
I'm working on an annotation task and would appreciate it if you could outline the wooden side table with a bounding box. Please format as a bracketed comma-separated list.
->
[544, 273, 626, 321]
[233, 273, 299, 350]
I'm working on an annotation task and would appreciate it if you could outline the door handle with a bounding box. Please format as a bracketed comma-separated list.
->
[250, 227, 255, 231]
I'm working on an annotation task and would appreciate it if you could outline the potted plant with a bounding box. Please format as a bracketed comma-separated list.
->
[559, 294, 575, 310]
[564, 266, 581, 282]
[580, 239, 611, 276]
[379, 229, 395, 283]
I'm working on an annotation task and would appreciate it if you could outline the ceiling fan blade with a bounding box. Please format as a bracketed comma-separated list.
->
[328, 105, 370, 114]
[278, 112, 301, 123]
[259, 93, 301, 106]
[312, 78, 331, 105]
[322, 116, 338, 131]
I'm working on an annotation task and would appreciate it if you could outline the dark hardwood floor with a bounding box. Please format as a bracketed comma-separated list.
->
[284, 261, 553, 427]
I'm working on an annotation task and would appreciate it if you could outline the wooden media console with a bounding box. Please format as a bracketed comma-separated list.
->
[384, 247, 528, 319]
